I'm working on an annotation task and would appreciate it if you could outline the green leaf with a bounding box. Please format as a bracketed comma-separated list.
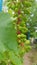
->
[9, 51, 23, 65]
[0, 12, 19, 53]
[0, 12, 20, 62]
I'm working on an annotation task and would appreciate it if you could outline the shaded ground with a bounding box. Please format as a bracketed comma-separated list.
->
[23, 46, 37, 65]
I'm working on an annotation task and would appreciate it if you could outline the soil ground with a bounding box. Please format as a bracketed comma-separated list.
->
[23, 46, 37, 65]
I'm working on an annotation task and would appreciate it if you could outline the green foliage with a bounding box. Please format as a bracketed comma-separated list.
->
[0, 0, 34, 65]
[0, 12, 23, 65]
[27, 1, 37, 37]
